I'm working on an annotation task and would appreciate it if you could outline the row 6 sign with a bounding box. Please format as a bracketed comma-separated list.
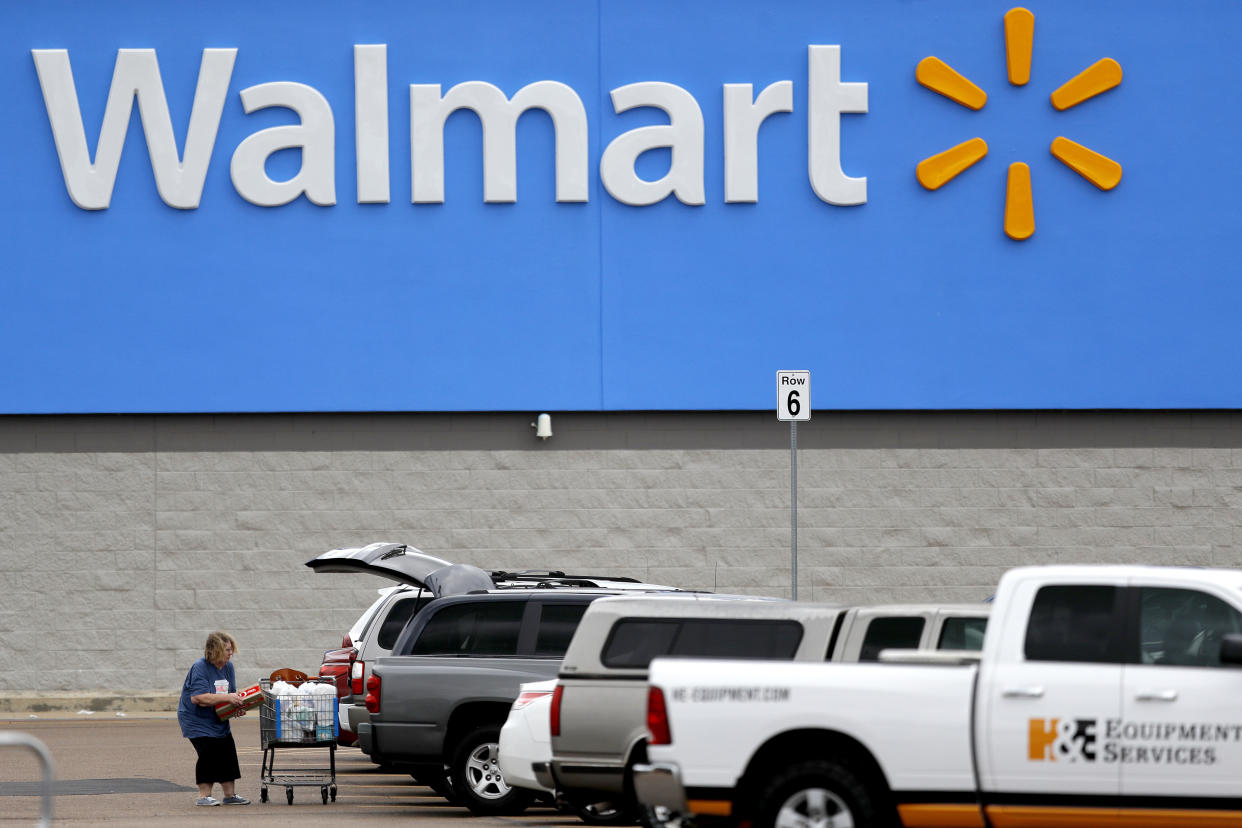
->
[33, 44, 866, 210]
[777, 371, 811, 422]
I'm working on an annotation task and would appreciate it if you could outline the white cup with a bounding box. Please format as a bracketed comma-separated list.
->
[215, 679, 229, 694]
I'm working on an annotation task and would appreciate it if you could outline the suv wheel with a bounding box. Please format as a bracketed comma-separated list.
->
[449, 724, 535, 816]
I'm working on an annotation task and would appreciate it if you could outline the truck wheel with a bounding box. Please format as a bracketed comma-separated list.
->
[449, 724, 535, 816]
[755, 760, 879, 828]
[638, 805, 686, 828]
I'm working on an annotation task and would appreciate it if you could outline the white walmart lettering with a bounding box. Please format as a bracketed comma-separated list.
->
[31, 45, 868, 210]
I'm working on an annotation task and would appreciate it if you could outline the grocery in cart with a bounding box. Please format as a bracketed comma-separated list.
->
[258, 677, 338, 804]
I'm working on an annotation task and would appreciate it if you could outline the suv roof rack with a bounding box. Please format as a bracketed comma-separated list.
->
[489, 570, 642, 589]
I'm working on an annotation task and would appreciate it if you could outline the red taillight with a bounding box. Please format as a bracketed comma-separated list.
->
[365, 674, 381, 714]
[319, 663, 350, 698]
[549, 685, 564, 737]
[646, 687, 671, 746]
[351, 661, 365, 696]
[513, 689, 553, 710]
[319, 646, 357, 698]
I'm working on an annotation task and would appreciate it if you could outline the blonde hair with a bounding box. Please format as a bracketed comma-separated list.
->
[204, 631, 239, 665]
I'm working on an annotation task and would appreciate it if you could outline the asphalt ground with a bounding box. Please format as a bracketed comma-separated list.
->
[0, 715, 582, 826]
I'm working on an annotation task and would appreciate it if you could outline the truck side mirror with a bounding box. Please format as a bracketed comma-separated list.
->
[1220, 633, 1242, 666]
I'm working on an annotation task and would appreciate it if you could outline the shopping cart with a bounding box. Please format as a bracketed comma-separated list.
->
[258, 677, 338, 804]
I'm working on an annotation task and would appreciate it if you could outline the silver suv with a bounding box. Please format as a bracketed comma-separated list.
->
[543, 596, 990, 823]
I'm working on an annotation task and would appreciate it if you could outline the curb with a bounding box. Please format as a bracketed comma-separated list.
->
[0, 692, 178, 716]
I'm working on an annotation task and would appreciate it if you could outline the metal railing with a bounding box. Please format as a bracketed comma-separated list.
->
[0, 731, 55, 827]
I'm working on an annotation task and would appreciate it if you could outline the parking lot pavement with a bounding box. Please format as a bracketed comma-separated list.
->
[0, 717, 580, 826]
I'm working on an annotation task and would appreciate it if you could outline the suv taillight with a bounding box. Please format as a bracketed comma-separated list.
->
[319, 663, 349, 698]
[513, 689, 554, 710]
[646, 686, 672, 746]
[549, 684, 564, 737]
[351, 661, 365, 696]
[319, 646, 357, 699]
[365, 674, 381, 714]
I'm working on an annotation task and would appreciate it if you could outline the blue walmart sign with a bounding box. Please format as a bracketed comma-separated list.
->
[2, 0, 1239, 412]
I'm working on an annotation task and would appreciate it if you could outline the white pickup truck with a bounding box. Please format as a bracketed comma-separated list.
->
[634, 565, 1242, 828]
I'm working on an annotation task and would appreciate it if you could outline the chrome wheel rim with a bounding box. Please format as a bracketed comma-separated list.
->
[463, 741, 510, 800]
[774, 786, 853, 828]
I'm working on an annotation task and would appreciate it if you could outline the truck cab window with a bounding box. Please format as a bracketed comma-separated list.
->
[1140, 587, 1242, 667]
[938, 616, 988, 651]
[1024, 584, 1121, 663]
[859, 617, 924, 661]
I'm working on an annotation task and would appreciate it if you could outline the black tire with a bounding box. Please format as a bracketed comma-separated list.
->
[322, 786, 328, 804]
[286, 786, 294, 805]
[448, 724, 536, 816]
[330, 786, 337, 802]
[260, 787, 269, 804]
[571, 797, 636, 825]
[754, 760, 879, 828]
[410, 767, 460, 803]
[427, 776, 460, 803]
[638, 804, 685, 828]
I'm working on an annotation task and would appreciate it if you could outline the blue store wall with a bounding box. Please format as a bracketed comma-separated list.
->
[4, 0, 1239, 413]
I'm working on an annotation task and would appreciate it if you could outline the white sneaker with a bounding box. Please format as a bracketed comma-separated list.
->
[195, 796, 221, 806]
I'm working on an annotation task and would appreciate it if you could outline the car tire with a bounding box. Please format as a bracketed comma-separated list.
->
[410, 766, 459, 804]
[638, 805, 686, 828]
[449, 724, 535, 816]
[754, 760, 882, 828]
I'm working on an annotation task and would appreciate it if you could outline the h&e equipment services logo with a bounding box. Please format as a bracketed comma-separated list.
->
[1029, 717, 1242, 766]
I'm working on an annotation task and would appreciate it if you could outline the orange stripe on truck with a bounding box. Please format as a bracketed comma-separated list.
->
[686, 799, 732, 817]
[898, 802, 986, 827]
[988, 806, 1242, 827]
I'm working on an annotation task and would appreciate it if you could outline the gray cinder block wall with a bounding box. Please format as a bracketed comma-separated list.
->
[1, 411, 1239, 694]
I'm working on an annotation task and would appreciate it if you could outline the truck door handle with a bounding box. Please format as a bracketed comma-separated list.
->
[1135, 689, 1179, 702]
[1002, 686, 1045, 698]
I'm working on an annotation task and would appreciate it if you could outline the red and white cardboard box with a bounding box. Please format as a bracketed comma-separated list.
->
[214, 684, 263, 719]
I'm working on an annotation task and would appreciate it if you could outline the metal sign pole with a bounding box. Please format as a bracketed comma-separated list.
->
[776, 370, 809, 602]
[791, 419, 798, 601]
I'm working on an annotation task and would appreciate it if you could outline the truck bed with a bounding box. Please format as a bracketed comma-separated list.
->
[649, 657, 979, 793]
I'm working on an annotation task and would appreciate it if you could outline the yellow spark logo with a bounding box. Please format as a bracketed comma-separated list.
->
[915, 7, 1123, 240]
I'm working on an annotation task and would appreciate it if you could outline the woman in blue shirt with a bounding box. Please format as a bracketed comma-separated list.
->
[178, 631, 250, 806]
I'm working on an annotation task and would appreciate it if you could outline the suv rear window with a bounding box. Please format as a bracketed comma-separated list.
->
[601, 619, 803, 668]
[377, 595, 432, 650]
[411, 601, 525, 656]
